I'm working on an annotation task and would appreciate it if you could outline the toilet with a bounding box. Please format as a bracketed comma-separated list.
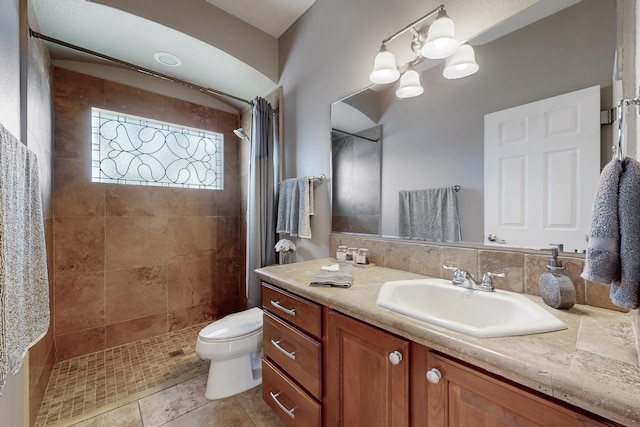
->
[195, 307, 263, 400]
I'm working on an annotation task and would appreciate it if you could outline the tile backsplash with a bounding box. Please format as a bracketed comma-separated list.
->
[330, 233, 626, 312]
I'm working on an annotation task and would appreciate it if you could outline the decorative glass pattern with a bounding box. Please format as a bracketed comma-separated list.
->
[91, 108, 223, 190]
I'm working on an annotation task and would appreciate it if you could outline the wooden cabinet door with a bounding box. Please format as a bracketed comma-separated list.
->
[427, 351, 615, 427]
[326, 310, 410, 427]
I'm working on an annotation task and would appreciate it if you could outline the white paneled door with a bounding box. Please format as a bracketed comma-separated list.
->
[484, 85, 600, 252]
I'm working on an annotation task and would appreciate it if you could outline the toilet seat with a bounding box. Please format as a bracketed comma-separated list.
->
[198, 307, 263, 343]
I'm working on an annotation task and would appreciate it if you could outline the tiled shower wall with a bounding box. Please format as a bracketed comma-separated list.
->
[52, 68, 244, 360]
[330, 233, 627, 312]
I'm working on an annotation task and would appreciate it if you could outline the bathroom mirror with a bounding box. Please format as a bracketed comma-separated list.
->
[330, 0, 616, 251]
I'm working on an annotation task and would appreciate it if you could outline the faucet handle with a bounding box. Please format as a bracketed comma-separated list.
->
[443, 264, 466, 284]
[480, 270, 507, 291]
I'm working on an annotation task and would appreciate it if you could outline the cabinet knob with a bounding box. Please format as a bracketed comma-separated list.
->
[388, 351, 403, 365]
[426, 368, 442, 384]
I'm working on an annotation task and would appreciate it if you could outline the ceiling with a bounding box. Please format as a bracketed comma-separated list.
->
[205, 0, 316, 38]
[31, 0, 316, 111]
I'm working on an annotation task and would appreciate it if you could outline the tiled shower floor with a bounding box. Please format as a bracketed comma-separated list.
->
[35, 324, 209, 426]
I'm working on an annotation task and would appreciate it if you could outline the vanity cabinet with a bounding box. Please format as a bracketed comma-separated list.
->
[326, 309, 410, 427]
[261, 283, 322, 426]
[260, 281, 620, 427]
[426, 351, 616, 427]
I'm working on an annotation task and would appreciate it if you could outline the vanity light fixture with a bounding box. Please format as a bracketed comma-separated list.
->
[370, 45, 401, 84]
[369, 4, 478, 97]
[396, 64, 424, 98]
[421, 9, 459, 59]
[443, 43, 479, 79]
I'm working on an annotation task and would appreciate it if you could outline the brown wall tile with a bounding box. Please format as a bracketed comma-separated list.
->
[168, 258, 216, 311]
[105, 216, 168, 270]
[105, 185, 169, 217]
[384, 241, 412, 271]
[55, 327, 106, 360]
[105, 266, 168, 324]
[559, 257, 586, 304]
[54, 272, 105, 335]
[166, 188, 218, 217]
[53, 158, 105, 219]
[104, 80, 168, 119]
[53, 217, 105, 276]
[168, 304, 217, 332]
[105, 313, 168, 348]
[441, 247, 477, 280]
[478, 250, 524, 292]
[410, 244, 441, 277]
[586, 281, 628, 312]
[167, 216, 218, 263]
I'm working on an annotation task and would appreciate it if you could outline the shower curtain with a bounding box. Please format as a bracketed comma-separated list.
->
[0, 123, 50, 398]
[246, 98, 279, 308]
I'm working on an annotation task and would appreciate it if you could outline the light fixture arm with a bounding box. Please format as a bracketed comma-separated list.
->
[381, 4, 444, 45]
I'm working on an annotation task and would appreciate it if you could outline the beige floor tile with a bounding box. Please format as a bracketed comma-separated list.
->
[161, 398, 253, 427]
[235, 386, 286, 427]
[138, 373, 210, 427]
[69, 402, 142, 427]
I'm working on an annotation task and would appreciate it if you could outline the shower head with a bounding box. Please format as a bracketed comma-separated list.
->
[233, 128, 250, 140]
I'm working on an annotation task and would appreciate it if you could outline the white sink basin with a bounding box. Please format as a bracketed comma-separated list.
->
[376, 278, 567, 338]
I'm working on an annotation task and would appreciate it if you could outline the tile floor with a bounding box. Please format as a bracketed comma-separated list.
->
[35, 324, 283, 427]
[67, 374, 284, 427]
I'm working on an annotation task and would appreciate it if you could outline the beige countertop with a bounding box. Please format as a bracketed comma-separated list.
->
[256, 258, 640, 426]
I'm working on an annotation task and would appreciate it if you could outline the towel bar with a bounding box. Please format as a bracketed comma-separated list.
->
[310, 174, 326, 184]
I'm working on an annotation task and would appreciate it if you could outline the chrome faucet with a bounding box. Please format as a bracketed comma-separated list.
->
[442, 265, 506, 292]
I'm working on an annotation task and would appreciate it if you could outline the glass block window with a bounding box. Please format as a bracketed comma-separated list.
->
[91, 107, 224, 190]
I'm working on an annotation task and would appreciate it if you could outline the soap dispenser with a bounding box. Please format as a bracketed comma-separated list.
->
[538, 244, 576, 309]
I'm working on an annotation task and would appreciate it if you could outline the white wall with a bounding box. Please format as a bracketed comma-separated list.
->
[0, 0, 21, 136]
[0, 0, 26, 424]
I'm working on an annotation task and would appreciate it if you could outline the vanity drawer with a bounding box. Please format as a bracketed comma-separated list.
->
[263, 358, 321, 427]
[262, 283, 321, 339]
[263, 311, 322, 399]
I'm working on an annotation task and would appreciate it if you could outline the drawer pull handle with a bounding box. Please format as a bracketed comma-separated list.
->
[271, 339, 296, 360]
[270, 391, 297, 418]
[270, 300, 296, 316]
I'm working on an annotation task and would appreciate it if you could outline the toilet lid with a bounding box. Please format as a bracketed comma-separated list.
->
[198, 307, 263, 341]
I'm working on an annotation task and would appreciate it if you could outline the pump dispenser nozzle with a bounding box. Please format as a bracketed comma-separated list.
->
[547, 244, 565, 273]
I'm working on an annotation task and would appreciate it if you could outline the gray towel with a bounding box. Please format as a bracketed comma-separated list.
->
[610, 157, 640, 309]
[0, 123, 50, 398]
[310, 264, 353, 288]
[581, 159, 623, 284]
[276, 177, 313, 238]
[399, 187, 461, 242]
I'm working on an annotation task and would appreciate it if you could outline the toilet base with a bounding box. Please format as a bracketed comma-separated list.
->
[204, 352, 262, 400]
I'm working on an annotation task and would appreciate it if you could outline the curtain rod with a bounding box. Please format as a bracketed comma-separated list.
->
[331, 127, 380, 143]
[29, 29, 252, 106]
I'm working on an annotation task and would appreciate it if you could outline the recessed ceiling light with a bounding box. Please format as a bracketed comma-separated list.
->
[153, 51, 182, 67]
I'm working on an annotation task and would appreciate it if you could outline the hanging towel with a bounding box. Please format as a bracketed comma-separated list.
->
[581, 159, 623, 284]
[610, 157, 640, 309]
[398, 187, 461, 242]
[276, 177, 313, 238]
[0, 123, 50, 398]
